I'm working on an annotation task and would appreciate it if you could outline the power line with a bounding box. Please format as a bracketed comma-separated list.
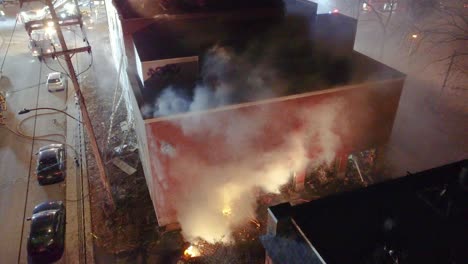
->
[43, 57, 68, 76]
[68, 28, 94, 77]
[17, 60, 42, 264]
[56, 55, 71, 77]
[76, 52, 93, 76]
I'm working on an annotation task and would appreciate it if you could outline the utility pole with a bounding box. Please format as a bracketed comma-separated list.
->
[44, 0, 115, 208]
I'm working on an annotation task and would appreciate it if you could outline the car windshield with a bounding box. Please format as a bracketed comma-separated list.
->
[38, 151, 58, 170]
[30, 213, 56, 244]
[48, 78, 61, 84]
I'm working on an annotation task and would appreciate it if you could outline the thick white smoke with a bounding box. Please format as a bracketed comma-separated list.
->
[144, 46, 284, 117]
[149, 46, 346, 243]
[169, 98, 345, 243]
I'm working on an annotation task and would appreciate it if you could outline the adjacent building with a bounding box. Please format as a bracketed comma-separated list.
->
[262, 159, 468, 264]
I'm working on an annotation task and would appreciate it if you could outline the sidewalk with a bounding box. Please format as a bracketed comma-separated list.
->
[64, 82, 95, 263]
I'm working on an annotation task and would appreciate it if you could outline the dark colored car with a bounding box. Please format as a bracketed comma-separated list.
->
[27, 201, 66, 263]
[36, 144, 66, 185]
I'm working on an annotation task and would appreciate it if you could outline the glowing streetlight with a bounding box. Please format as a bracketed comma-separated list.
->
[45, 25, 56, 36]
[408, 34, 419, 68]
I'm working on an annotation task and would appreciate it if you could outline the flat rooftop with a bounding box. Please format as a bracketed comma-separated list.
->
[115, 0, 285, 19]
[132, 1, 404, 119]
[133, 14, 404, 118]
[267, 159, 468, 263]
[134, 17, 279, 62]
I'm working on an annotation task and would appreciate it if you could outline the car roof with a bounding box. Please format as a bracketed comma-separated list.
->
[38, 148, 58, 161]
[33, 209, 57, 219]
[32, 201, 64, 214]
[47, 72, 62, 79]
[39, 144, 64, 151]
[30, 211, 58, 237]
[38, 145, 63, 160]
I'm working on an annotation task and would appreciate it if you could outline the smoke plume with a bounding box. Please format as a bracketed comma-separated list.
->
[147, 46, 347, 243]
[143, 46, 287, 117]
[162, 98, 345, 243]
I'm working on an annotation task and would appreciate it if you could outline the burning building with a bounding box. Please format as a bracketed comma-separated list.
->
[103, 0, 405, 242]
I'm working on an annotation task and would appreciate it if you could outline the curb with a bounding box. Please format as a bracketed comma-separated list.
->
[65, 83, 95, 264]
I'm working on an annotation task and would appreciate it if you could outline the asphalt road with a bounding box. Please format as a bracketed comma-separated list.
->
[0, 3, 100, 263]
[0, 13, 68, 264]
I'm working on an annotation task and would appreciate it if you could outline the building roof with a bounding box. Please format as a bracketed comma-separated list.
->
[133, 17, 279, 62]
[132, 0, 404, 118]
[114, 0, 285, 20]
[267, 159, 468, 264]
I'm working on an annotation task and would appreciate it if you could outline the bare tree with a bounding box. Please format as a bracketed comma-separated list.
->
[407, 0, 468, 57]
[358, 0, 467, 59]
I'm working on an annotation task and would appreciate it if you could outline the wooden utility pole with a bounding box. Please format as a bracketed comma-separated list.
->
[44, 0, 114, 208]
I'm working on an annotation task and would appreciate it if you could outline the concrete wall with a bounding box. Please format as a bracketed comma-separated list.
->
[105, 0, 155, 201]
[285, 0, 317, 26]
[105, 0, 125, 67]
[143, 79, 404, 225]
[315, 14, 357, 58]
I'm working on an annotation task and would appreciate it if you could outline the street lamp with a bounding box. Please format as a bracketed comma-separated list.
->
[407, 34, 419, 70]
[18, 107, 82, 123]
[408, 34, 418, 57]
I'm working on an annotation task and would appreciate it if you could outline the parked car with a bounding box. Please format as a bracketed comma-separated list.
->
[46, 72, 67, 92]
[36, 144, 66, 185]
[27, 201, 66, 263]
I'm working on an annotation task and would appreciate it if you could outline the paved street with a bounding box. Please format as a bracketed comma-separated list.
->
[0, 8, 69, 262]
[0, 2, 103, 263]
[0, 59, 65, 264]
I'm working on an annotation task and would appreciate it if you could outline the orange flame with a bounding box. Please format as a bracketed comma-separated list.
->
[184, 245, 200, 259]
[222, 206, 232, 216]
